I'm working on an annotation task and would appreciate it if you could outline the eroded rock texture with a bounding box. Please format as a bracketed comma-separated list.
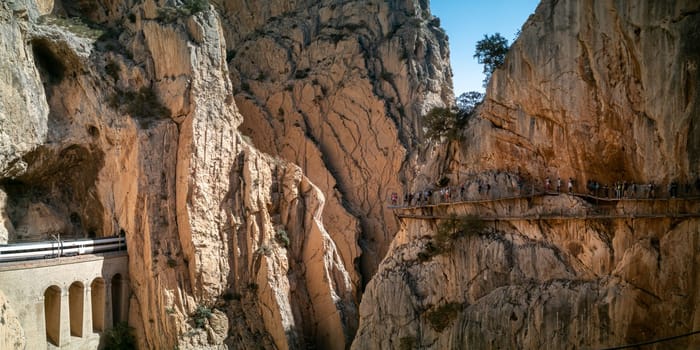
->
[220, 0, 453, 282]
[454, 0, 700, 183]
[355, 0, 700, 349]
[0, 291, 25, 350]
[0, 0, 369, 349]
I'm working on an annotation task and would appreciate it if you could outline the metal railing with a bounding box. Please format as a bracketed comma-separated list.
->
[0, 236, 126, 263]
[389, 189, 700, 221]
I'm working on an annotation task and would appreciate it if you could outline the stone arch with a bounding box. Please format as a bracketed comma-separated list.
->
[69, 281, 84, 337]
[111, 274, 124, 325]
[91, 277, 105, 332]
[44, 285, 62, 346]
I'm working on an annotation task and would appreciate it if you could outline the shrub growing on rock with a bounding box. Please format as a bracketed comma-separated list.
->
[422, 106, 468, 142]
[276, 229, 290, 248]
[193, 305, 212, 328]
[425, 302, 463, 332]
[103, 322, 136, 349]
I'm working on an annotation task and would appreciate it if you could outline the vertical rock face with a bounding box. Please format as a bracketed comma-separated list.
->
[1, 0, 389, 348]
[0, 0, 49, 180]
[0, 291, 25, 350]
[354, 0, 700, 349]
[219, 0, 453, 281]
[464, 0, 700, 184]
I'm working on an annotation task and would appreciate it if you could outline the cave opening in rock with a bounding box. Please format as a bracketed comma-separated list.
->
[31, 39, 66, 86]
[0, 145, 107, 242]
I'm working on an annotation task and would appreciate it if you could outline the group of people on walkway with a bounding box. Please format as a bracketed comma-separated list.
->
[394, 186, 469, 207]
[389, 175, 700, 207]
[392, 178, 511, 207]
[544, 177, 574, 194]
[585, 179, 700, 199]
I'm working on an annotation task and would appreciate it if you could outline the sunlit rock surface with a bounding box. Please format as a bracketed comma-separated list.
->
[221, 0, 453, 282]
[354, 0, 700, 349]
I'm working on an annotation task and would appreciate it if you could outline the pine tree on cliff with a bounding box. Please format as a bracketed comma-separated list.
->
[474, 33, 509, 87]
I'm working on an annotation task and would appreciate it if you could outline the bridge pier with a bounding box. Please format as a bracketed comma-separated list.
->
[104, 279, 114, 330]
[83, 284, 94, 336]
[59, 287, 72, 347]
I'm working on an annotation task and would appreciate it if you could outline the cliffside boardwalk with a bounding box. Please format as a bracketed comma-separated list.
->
[389, 186, 700, 221]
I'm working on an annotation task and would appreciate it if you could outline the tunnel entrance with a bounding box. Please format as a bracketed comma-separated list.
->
[44, 285, 61, 346]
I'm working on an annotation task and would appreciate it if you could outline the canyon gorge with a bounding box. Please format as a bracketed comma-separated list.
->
[0, 0, 698, 349]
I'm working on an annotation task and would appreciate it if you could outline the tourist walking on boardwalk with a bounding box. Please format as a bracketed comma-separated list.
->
[620, 182, 625, 198]
[517, 178, 524, 195]
[556, 177, 561, 192]
[591, 181, 599, 196]
[460, 183, 466, 200]
[545, 177, 551, 192]
[669, 181, 678, 198]
[567, 178, 573, 194]
[391, 192, 398, 206]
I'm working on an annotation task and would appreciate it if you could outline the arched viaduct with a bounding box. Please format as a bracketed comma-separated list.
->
[0, 250, 128, 349]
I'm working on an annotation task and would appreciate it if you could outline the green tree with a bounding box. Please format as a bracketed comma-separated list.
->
[456, 91, 484, 114]
[422, 106, 468, 141]
[423, 91, 484, 142]
[473, 33, 509, 86]
[103, 322, 136, 350]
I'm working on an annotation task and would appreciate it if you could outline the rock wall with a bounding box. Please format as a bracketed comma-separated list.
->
[0, 0, 50, 243]
[355, 0, 700, 349]
[219, 0, 453, 282]
[457, 0, 700, 184]
[0, 0, 370, 349]
[0, 291, 25, 350]
[355, 201, 700, 349]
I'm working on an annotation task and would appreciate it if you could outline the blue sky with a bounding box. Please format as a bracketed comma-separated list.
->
[431, 1, 540, 95]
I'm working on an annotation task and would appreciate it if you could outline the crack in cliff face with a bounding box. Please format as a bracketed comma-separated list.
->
[225, 0, 453, 291]
[5, 0, 697, 348]
[357, 2, 700, 346]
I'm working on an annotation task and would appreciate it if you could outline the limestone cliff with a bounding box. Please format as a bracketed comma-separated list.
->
[0, 0, 364, 349]
[219, 0, 453, 282]
[0, 291, 25, 349]
[461, 0, 699, 183]
[354, 0, 700, 349]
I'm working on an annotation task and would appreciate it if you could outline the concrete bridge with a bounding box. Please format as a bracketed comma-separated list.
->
[0, 240, 129, 349]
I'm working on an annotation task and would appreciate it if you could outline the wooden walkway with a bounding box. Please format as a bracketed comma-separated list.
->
[389, 191, 700, 221]
[395, 212, 700, 221]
